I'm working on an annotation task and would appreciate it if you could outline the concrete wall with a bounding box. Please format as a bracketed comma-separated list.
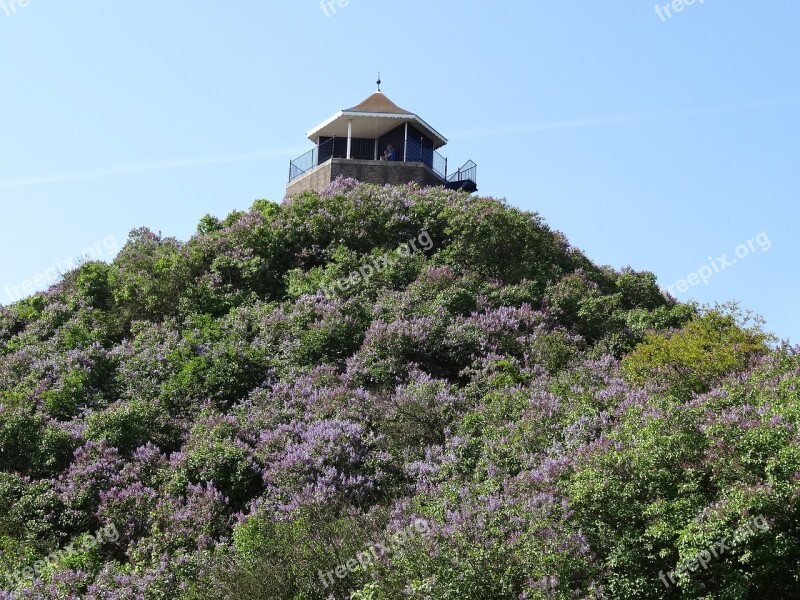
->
[284, 162, 334, 197]
[285, 159, 445, 197]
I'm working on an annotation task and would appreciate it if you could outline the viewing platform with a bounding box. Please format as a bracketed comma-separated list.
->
[285, 86, 477, 196]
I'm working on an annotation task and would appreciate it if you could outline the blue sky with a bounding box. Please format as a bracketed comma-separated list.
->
[1, 1, 798, 341]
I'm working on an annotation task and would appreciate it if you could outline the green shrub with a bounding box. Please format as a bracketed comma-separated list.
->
[0, 411, 73, 477]
[85, 399, 176, 454]
[207, 508, 383, 600]
[622, 305, 771, 397]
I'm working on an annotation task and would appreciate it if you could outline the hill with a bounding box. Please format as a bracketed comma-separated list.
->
[0, 178, 797, 599]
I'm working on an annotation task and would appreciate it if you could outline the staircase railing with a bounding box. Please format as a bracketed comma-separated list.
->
[447, 160, 477, 184]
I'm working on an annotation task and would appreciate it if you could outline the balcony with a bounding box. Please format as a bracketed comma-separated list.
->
[289, 136, 448, 182]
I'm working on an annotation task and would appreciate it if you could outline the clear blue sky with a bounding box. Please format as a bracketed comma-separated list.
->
[1, 1, 798, 341]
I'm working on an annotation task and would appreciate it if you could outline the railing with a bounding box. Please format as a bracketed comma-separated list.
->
[288, 136, 449, 182]
[289, 137, 334, 181]
[348, 138, 376, 160]
[402, 137, 447, 179]
[432, 151, 447, 179]
[447, 160, 477, 184]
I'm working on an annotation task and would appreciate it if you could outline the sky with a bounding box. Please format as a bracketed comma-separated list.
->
[0, 1, 797, 341]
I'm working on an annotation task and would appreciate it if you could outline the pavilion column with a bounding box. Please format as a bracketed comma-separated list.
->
[346, 119, 352, 159]
[403, 122, 408, 162]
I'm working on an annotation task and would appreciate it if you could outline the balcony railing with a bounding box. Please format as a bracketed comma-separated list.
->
[288, 137, 335, 181]
[288, 136, 448, 181]
[403, 137, 447, 179]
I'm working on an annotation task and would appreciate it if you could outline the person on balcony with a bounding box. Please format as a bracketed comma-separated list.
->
[381, 144, 396, 161]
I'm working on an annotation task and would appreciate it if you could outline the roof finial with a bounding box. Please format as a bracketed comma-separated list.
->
[376, 72, 381, 92]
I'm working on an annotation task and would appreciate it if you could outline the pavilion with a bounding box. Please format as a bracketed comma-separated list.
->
[286, 83, 477, 196]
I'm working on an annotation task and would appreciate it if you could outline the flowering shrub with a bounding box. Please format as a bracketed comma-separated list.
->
[257, 418, 391, 514]
[0, 181, 796, 598]
[170, 413, 261, 510]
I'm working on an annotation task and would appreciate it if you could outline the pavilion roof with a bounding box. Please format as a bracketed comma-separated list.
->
[306, 91, 448, 148]
[343, 92, 413, 115]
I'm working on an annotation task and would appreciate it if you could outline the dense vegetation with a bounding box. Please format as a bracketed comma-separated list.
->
[0, 178, 797, 599]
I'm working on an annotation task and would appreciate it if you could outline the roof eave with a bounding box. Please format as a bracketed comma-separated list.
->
[409, 114, 448, 148]
[306, 110, 345, 140]
[307, 111, 447, 148]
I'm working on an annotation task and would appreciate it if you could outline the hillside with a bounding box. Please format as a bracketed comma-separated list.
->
[0, 178, 797, 599]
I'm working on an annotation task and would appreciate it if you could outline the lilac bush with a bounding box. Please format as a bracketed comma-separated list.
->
[257, 418, 391, 515]
[1, 181, 795, 599]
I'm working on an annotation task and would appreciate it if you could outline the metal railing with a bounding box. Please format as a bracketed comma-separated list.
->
[289, 137, 335, 181]
[447, 160, 477, 184]
[402, 137, 447, 179]
[288, 136, 450, 182]
[348, 138, 376, 160]
[432, 151, 447, 179]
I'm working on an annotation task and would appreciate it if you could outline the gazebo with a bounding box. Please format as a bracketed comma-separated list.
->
[286, 84, 477, 196]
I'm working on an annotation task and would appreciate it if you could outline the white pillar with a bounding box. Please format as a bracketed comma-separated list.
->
[403, 122, 408, 162]
[346, 120, 352, 159]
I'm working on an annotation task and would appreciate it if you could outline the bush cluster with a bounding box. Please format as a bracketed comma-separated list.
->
[1, 179, 794, 599]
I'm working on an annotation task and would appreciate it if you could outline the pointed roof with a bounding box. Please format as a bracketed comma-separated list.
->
[343, 92, 413, 115]
[306, 91, 447, 149]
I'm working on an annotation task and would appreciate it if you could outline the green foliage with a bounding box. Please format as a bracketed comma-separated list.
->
[439, 198, 571, 287]
[109, 227, 190, 323]
[41, 368, 92, 420]
[74, 262, 114, 310]
[615, 268, 667, 311]
[622, 305, 771, 397]
[546, 271, 625, 346]
[351, 582, 387, 600]
[209, 508, 383, 600]
[160, 312, 269, 412]
[259, 295, 370, 376]
[85, 399, 176, 454]
[1, 182, 794, 598]
[196, 214, 223, 235]
[176, 416, 261, 508]
[0, 410, 74, 477]
[14, 295, 47, 322]
[0, 473, 62, 580]
[624, 303, 696, 339]
[285, 244, 429, 302]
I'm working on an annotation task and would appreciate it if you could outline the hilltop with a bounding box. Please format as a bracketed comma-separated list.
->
[0, 178, 797, 599]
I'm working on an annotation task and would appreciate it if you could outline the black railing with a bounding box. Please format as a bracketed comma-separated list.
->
[288, 136, 449, 182]
[289, 137, 335, 181]
[348, 138, 376, 160]
[403, 137, 447, 179]
[447, 160, 477, 184]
